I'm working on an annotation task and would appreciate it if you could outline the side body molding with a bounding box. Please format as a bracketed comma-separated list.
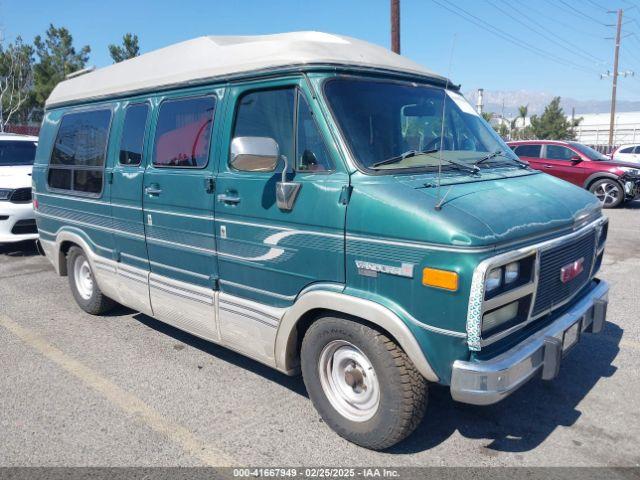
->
[275, 290, 439, 382]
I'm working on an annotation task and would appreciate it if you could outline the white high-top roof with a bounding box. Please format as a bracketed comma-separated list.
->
[46, 32, 447, 108]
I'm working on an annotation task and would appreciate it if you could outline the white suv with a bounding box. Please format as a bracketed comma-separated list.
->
[612, 144, 640, 164]
[0, 133, 38, 243]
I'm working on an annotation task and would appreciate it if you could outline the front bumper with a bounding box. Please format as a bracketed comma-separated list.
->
[450, 280, 608, 405]
[0, 201, 38, 243]
[623, 177, 640, 200]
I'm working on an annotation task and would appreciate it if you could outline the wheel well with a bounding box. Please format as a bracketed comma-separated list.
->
[288, 308, 406, 371]
[57, 240, 79, 276]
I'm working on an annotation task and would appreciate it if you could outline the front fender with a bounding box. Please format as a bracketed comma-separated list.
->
[275, 289, 440, 382]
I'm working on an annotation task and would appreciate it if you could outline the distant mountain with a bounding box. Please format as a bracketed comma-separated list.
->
[464, 89, 640, 117]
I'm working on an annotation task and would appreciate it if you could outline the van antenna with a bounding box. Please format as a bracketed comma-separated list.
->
[435, 34, 457, 211]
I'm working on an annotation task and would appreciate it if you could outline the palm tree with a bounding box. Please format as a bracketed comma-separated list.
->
[518, 105, 528, 131]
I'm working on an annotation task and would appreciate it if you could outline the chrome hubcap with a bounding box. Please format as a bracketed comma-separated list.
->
[594, 182, 620, 206]
[74, 257, 94, 300]
[318, 340, 380, 422]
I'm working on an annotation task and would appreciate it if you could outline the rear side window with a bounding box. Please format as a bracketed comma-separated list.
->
[119, 104, 149, 166]
[48, 109, 112, 195]
[546, 145, 575, 160]
[620, 147, 634, 153]
[0, 141, 37, 166]
[513, 144, 541, 158]
[153, 96, 216, 168]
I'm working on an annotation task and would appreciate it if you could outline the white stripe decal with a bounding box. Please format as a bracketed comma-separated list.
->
[218, 279, 297, 301]
[36, 212, 145, 240]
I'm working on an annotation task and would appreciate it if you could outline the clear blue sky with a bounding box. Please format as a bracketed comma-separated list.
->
[2, 0, 640, 101]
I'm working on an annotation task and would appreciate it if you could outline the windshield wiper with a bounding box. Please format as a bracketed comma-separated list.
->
[371, 149, 438, 168]
[371, 149, 479, 175]
[473, 150, 528, 168]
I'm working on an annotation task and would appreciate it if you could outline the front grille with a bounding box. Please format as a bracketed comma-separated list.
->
[10, 187, 32, 203]
[532, 230, 596, 317]
[11, 219, 37, 235]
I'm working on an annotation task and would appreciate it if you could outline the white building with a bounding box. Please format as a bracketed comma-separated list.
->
[574, 111, 640, 148]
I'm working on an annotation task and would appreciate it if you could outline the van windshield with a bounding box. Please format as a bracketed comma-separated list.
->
[324, 78, 518, 172]
[0, 140, 37, 166]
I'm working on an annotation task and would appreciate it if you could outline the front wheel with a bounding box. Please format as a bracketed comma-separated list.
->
[301, 316, 428, 450]
[67, 246, 116, 315]
[589, 178, 624, 208]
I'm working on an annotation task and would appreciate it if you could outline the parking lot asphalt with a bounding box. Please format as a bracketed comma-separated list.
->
[1, 203, 639, 467]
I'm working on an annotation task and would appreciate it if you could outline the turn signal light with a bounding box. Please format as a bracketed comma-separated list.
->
[422, 268, 458, 291]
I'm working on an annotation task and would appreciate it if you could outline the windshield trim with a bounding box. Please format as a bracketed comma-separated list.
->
[321, 75, 518, 176]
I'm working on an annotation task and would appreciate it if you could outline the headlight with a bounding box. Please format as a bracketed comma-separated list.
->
[0, 188, 14, 200]
[485, 268, 502, 292]
[620, 167, 640, 176]
[484, 254, 535, 299]
[504, 262, 520, 284]
[482, 301, 519, 334]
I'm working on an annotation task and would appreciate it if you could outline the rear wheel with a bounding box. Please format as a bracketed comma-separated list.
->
[301, 316, 428, 450]
[67, 246, 116, 315]
[589, 178, 624, 208]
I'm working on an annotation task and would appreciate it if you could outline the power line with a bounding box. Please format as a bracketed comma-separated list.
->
[555, 0, 609, 25]
[514, 0, 606, 39]
[486, 0, 606, 64]
[585, 0, 609, 13]
[430, 0, 600, 75]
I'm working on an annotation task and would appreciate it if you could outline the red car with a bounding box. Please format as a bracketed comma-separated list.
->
[507, 140, 640, 208]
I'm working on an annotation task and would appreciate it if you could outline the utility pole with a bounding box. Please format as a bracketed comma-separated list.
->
[391, 0, 400, 54]
[608, 8, 623, 150]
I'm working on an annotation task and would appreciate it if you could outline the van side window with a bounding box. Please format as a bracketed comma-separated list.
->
[513, 144, 541, 158]
[119, 104, 149, 166]
[231, 88, 295, 172]
[48, 109, 112, 195]
[297, 94, 333, 172]
[153, 96, 216, 168]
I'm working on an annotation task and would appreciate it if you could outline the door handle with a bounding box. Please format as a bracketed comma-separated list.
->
[544, 165, 553, 169]
[145, 185, 162, 196]
[217, 193, 240, 204]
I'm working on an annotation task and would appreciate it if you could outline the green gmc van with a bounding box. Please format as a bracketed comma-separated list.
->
[32, 32, 609, 450]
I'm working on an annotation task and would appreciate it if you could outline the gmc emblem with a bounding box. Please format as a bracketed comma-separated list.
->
[560, 258, 585, 284]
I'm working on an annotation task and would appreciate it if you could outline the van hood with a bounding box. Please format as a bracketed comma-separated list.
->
[392, 170, 602, 247]
[0, 165, 33, 189]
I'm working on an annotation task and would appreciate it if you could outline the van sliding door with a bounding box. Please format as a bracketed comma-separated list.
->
[141, 93, 219, 341]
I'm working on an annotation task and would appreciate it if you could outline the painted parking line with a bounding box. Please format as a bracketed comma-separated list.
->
[0, 313, 235, 467]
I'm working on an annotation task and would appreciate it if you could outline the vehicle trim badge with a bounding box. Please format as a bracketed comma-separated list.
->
[355, 260, 415, 278]
[560, 257, 584, 284]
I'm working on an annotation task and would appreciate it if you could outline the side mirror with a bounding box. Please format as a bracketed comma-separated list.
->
[230, 136, 279, 172]
[570, 155, 582, 163]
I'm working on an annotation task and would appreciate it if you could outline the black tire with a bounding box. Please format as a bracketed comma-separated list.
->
[301, 316, 428, 450]
[66, 246, 116, 315]
[589, 178, 624, 208]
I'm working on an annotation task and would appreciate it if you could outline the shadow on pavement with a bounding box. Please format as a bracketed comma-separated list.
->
[131, 312, 308, 396]
[392, 321, 622, 454]
[133, 308, 621, 454]
[621, 200, 640, 210]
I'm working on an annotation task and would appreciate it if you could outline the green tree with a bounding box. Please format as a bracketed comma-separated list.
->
[33, 24, 91, 110]
[518, 104, 528, 131]
[0, 36, 34, 129]
[481, 111, 493, 123]
[529, 97, 577, 140]
[108, 33, 140, 63]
